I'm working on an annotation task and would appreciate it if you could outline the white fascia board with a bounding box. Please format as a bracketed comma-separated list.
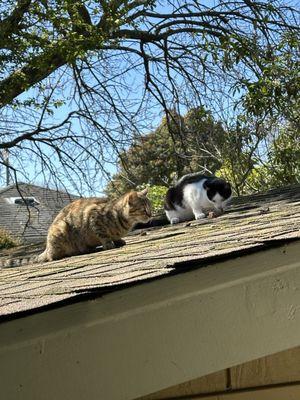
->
[1, 241, 300, 400]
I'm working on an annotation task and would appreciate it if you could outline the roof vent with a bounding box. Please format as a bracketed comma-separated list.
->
[6, 197, 40, 206]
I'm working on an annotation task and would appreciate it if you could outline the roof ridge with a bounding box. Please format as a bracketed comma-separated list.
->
[0, 182, 27, 195]
[0, 182, 77, 197]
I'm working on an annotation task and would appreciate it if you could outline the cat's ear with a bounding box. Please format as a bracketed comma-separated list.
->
[126, 191, 137, 205]
[137, 188, 148, 197]
[203, 179, 213, 190]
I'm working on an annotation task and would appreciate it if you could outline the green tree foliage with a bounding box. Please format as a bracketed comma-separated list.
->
[243, 33, 300, 122]
[106, 107, 228, 195]
[269, 123, 300, 186]
[138, 184, 168, 214]
[0, 228, 19, 250]
[216, 119, 300, 194]
[108, 106, 300, 203]
[105, 115, 184, 196]
[232, 32, 300, 194]
[183, 108, 227, 173]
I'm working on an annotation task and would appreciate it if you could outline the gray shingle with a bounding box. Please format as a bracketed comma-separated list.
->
[0, 183, 78, 243]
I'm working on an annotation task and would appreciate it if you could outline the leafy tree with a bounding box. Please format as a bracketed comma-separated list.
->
[138, 184, 168, 215]
[243, 33, 300, 122]
[233, 32, 300, 193]
[182, 107, 227, 173]
[268, 123, 300, 186]
[0, 0, 298, 193]
[108, 101, 300, 199]
[216, 117, 300, 194]
[106, 107, 229, 195]
[105, 113, 184, 195]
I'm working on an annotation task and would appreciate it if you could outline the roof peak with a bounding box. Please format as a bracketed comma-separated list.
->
[0, 182, 75, 196]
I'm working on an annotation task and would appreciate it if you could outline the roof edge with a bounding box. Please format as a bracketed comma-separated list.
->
[0, 182, 77, 197]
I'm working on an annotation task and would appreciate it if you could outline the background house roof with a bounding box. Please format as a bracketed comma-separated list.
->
[0, 184, 299, 321]
[0, 183, 78, 243]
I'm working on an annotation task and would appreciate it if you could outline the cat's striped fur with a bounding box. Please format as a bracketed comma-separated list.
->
[2, 189, 151, 266]
[37, 188, 151, 262]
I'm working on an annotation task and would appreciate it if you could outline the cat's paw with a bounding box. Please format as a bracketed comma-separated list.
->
[103, 241, 116, 250]
[195, 213, 206, 220]
[170, 217, 180, 225]
[213, 209, 224, 217]
[114, 239, 126, 248]
[209, 210, 222, 218]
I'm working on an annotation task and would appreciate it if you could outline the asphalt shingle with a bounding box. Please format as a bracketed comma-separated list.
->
[0, 183, 78, 243]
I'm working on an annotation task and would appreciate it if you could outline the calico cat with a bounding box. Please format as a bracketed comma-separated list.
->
[164, 173, 232, 224]
[34, 188, 151, 262]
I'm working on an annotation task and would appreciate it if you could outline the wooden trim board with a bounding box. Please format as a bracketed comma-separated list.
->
[187, 383, 300, 399]
[140, 346, 300, 399]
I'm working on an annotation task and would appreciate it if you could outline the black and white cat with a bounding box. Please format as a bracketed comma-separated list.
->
[164, 173, 232, 224]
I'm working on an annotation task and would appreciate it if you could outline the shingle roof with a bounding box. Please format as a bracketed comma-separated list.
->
[0, 183, 78, 243]
[0, 184, 299, 321]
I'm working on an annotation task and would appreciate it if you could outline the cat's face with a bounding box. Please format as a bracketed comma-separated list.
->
[204, 179, 232, 211]
[126, 188, 152, 222]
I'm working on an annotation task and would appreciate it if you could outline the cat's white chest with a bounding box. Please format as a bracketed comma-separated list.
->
[183, 182, 212, 210]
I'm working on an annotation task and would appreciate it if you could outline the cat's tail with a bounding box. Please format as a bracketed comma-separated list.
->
[0, 249, 48, 268]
